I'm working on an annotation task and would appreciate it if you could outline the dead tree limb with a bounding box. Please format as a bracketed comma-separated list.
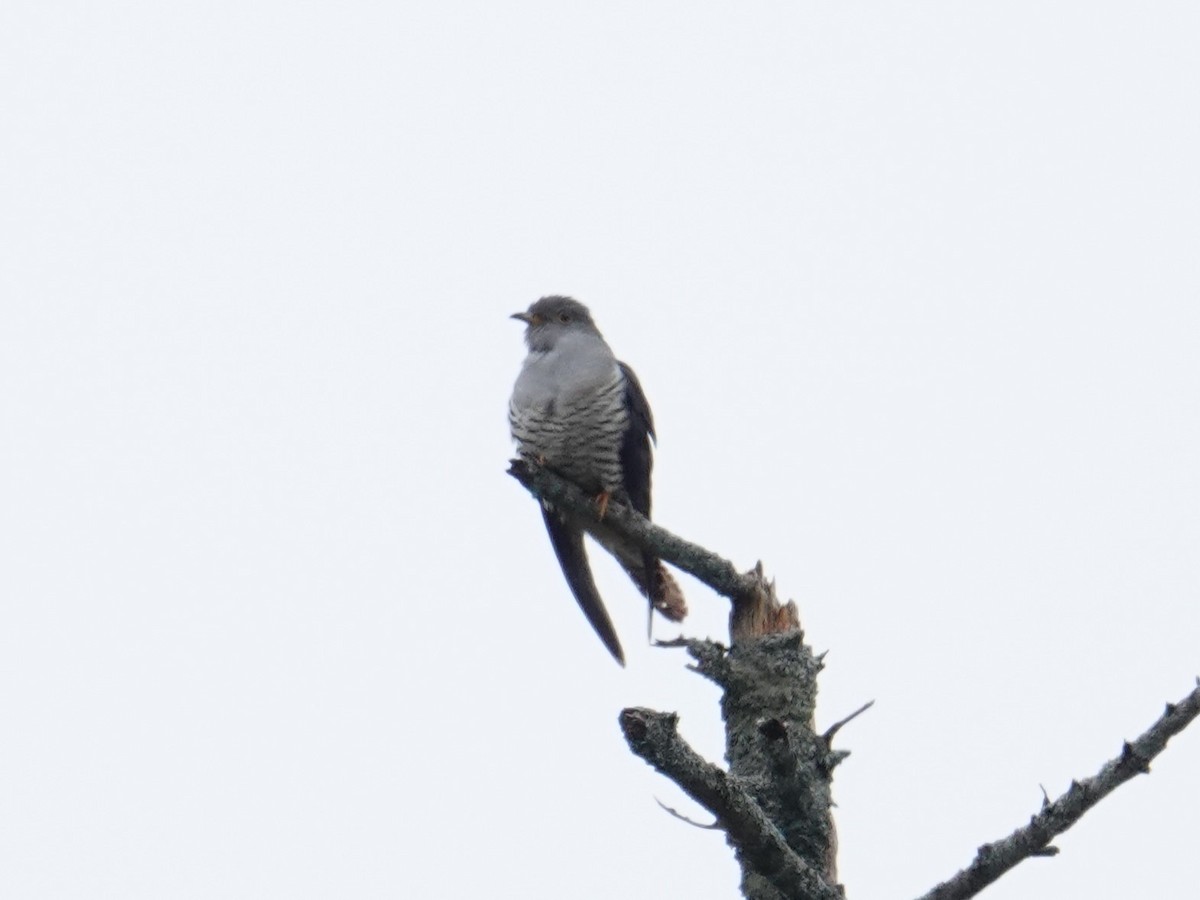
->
[508, 458, 799, 643]
[914, 679, 1200, 900]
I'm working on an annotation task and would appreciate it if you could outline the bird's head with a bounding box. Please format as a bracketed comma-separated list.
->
[511, 296, 601, 351]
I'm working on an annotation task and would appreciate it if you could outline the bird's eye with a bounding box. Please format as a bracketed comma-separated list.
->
[558, 312, 571, 323]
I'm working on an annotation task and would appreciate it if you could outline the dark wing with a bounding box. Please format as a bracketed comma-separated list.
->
[541, 507, 625, 666]
[616, 361, 662, 640]
[617, 361, 655, 518]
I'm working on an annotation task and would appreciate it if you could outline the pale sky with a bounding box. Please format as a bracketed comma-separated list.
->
[2, 3, 1198, 899]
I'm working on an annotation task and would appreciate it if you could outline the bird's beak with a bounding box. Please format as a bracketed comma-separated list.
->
[511, 311, 542, 325]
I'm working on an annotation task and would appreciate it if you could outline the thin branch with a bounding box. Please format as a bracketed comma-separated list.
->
[508, 459, 800, 643]
[619, 707, 843, 900]
[655, 797, 722, 830]
[821, 700, 876, 745]
[509, 458, 755, 600]
[653, 636, 696, 650]
[914, 680, 1200, 900]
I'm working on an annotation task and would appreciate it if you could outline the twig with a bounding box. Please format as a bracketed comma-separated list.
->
[914, 680, 1200, 900]
[822, 700, 876, 745]
[508, 459, 800, 643]
[654, 797, 721, 830]
[509, 458, 755, 599]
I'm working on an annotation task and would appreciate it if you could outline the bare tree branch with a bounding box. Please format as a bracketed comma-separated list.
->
[654, 797, 722, 830]
[821, 700, 876, 745]
[619, 707, 843, 900]
[914, 680, 1200, 900]
[509, 457, 754, 599]
[508, 459, 800, 643]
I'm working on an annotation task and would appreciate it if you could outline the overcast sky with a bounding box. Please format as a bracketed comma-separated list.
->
[2, 3, 1198, 899]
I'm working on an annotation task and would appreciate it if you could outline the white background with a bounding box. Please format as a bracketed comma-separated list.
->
[2, 3, 1198, 898]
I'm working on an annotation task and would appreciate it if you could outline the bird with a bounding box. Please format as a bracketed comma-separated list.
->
[509, 296, 687, 665]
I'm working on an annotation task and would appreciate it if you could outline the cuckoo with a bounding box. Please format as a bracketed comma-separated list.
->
[509, 296, 687, 665]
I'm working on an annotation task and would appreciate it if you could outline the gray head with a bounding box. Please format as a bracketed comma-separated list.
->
[511, 296, 603, 351]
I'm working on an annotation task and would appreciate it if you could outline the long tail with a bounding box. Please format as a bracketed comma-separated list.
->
[541, 507, 625, 665]
[588, 523, 688, 625]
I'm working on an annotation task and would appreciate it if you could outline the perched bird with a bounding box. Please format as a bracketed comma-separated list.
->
[509, 296, 687, 665]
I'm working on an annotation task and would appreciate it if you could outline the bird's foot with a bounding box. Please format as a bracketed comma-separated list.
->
[593, 490, 611, 520]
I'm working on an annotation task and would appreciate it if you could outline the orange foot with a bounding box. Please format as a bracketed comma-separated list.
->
[594, 490, 611, 520]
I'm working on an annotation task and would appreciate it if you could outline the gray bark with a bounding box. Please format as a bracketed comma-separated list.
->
[914, 681, 1200, 900]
